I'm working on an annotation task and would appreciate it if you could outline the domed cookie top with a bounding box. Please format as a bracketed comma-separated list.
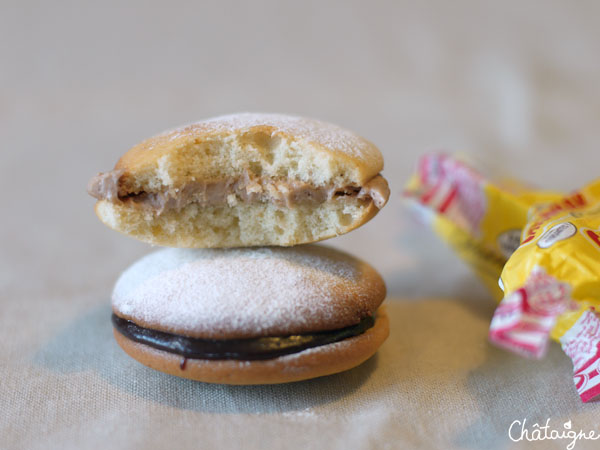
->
[112, 245, 386, 339]
[88, 113, 389, 248]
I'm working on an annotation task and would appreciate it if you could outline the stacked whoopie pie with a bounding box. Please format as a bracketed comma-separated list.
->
[88, 113, 390, 384]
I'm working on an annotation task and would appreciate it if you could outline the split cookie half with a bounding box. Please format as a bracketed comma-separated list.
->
[88, 113, 389, 247]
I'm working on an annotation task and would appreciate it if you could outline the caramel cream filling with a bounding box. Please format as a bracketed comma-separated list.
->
[88, 170, 389, 214]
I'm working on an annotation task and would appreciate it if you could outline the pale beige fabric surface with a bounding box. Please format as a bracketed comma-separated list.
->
[2, 1, 600, 449]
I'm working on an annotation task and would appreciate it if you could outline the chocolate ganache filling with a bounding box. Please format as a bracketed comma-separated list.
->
[112, 313, 375, 361]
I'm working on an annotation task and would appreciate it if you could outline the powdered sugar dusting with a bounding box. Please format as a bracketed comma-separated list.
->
[112, 245, 384, 339]
[158, 113, 381, 164]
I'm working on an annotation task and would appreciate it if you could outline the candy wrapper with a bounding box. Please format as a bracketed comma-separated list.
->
[405, 153, 600, 402]
[496, 179, 600, 402]
[403, 153, 560, 299]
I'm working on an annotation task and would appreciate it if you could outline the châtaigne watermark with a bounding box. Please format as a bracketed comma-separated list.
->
[508, 418, 600, 449]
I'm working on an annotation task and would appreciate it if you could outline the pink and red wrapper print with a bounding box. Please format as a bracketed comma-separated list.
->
[489, 267, 576, 359]
[413, 153, 486, 235]
[560, 310, 600, 402]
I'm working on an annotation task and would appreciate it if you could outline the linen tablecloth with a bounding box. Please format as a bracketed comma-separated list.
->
[2, 1, 600, 448]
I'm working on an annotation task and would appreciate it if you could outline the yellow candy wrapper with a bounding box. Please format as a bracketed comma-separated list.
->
[493, 180, 600, 402]
[404, 153, 560, 299]
[405, 154, 600, 402]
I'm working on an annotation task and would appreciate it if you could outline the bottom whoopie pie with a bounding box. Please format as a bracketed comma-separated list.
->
[111, 245, 388, 384]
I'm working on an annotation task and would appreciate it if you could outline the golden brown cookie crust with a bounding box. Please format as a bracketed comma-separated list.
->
[113, 307, 389, 384]
[111, 245, 387, 339]
[117, 113, 383, 185]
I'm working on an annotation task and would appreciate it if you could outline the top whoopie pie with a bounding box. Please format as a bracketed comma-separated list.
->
[88, 113, 389, 248]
